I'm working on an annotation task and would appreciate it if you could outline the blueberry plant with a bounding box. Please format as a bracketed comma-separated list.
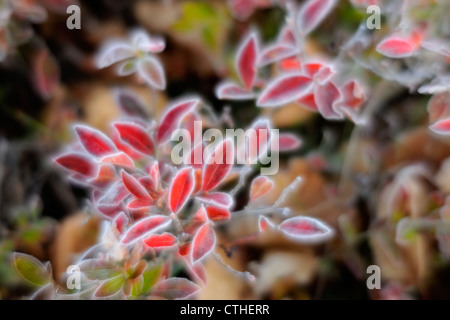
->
[8, 0, 450, 299]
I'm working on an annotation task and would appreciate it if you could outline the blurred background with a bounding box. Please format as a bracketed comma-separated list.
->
[1, 0, 450, 300]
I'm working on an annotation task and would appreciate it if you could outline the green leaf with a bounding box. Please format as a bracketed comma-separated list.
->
[79, 259, 122, 281]
[12, 253, 51, 287]
[141, 261, 163, 295]
[94, 275, 125, 298]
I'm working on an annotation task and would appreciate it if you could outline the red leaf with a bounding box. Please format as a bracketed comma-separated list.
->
[279, 216, 334, 243]
[75, 125, 117, 157]
[258, 216, 275, 232]
[127, 198, 154, 214]
[184, 142, 205, 170]
[101, 152, 135, 169]
[279, 57, 302, 71]
[144, 233, 177, 249]
[297, 0, 337, 35]
[121, 170, 152, 200]
[257, 74, 312, 107]
[430, 118, 450, 136]
[236, 32, 258, 91]
[151, 277, 200, 300]
[113, 132, 144, 160]
[191, 223, 216, 263]
[89, 164, 116, 187]
[55, 153, 96, 176]
[278, 133, 303, 152]
[250, 176, 274, 201]
[258, 44, 298, 67]
[169, 167, 195, 214]
[149, 161, 161, 188]
[137, 56, 166, 90]
[121, 215, 171, 244]
[215, 81, 255, 100]
[314, 81, 343, 119]
[303, 62, 323, 77]
[113, 122, 155, 156]
[202, 139, 234, 192]
[376, 30, 424, 58]
[205, 206, 231, 221]
[296, 92, 317, 111]
[185, 205, 208, 235]
[196, 192, 233, 208]
[339, 80, 365, 110]
[157, 99, 199, 143]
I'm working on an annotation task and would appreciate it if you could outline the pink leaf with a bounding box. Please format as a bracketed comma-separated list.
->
[113, 212, 129, 234]
[113, 122, 155, 156]
[33, 49, 59, 100]
[257, 73, 312, 107]
[96, 202, 123, 219]
[151, 277, 200, 300]
[314, 81, 344, 120]
[137, 56, 166, 90]
[115, 89, 150, 120]
[279, 216, 334, 243]
[236, 32, 258, 90]
[157, 99, 199, 143]
[278, 133, 303, 152]
[187, 261, 207, 287]
[215, 81, 255, 100]
[297, 0, 338, 35]
[430, 118, 450, 136]
[258, 44, 298, 67]
[258, 216, 275, 232]
[205, 206, 231, 221]
[227, 0, 256, 21]
[131, 29, 166, 53]
[278, 26, 297, 47]
[144, 233, 177, 249]
[279, 57, 302, 72]
[95, 41, 135, 69]
[427, 92, 450, 124]
[196, 192, 233, 208]
[75, 125, 117, 157]
[121, 170, 152, 200]
[202, 139, 234, 192]
[101, 152, 135, 169]
[250, 176, 274, 201]
[54, 153, 96, 176]
[121, 215, 171, 244]
[169, 167, 195, 214]
[191, 223, 216, 263]
[98, 181, 130, 204]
